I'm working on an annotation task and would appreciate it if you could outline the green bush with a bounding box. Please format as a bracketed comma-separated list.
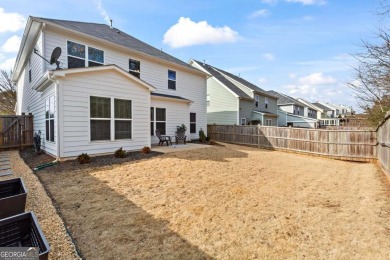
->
[114, 147, 127, 158]
[77, 153, 91, 164]
[199, 128, 206, 142]
[141, 146, 151, 154]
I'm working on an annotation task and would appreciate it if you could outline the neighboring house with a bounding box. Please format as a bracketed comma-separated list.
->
[296, 98, 321, 120]
[268, 91, 319, 128]
[13, 17, 208, 158]
[189, 60, 278, 126]
[312, 102, 340, 126]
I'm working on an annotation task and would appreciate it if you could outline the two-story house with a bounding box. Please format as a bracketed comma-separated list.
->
[12, 17, 208, 159]
[297, 98, 322, 120]
[189, 60, 278, 126]
[268, 91, 319, 128]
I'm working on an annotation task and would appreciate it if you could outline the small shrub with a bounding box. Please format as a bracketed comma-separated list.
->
[199, 128, 206, 142]
[77, 153, 91, 164]
[114, 147, 127, 158]
[141, 146, 151, 154]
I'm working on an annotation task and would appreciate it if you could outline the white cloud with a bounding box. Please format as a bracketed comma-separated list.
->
[261, 0, 326, 5]
[1, 35, 21, 53]
[263, 53, 275, 61]
[163, 17, 239, 48]
[94, 0, 110, 24]
[249, 9, 270, 19]
[289, 73, 297, 79]
[298, 72, 336, 85]
[258, 77, 267, 84]
[286, 0, 326, 5]
[0, 58, 16, 71]
[0, 8, 26, 33]
[261, 0, 278, 5]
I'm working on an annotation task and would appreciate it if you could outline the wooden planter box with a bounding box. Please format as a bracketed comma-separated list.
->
[0, 178, 27, 219]
[0, 212, 50, 260]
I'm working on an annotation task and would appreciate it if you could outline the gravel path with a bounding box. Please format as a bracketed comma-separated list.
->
[0, 151, 80, 260]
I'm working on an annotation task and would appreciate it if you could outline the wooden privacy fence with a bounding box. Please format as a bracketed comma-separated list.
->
[0, 114, 34, 150]
[207, 125, 377, 162]
[377, 112, 390, 175]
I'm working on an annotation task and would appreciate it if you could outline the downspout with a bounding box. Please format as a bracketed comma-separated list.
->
[33, 72, 60, 172]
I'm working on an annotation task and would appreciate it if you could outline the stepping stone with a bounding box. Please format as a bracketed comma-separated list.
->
[0, 166, 11, 171]
[0, 171, 12, 177]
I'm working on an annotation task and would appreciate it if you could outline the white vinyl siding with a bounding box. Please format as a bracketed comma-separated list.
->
[44, 25, 206, 140]
[60, 69, 150, 157]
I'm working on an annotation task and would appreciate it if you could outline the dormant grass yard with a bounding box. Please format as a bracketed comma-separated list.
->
[37, 144, 390, 259]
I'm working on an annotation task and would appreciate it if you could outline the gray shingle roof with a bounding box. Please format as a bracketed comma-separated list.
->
[193, 61, 252, 99]
[267, 90, 306, 107]
[151, 93, 191, 101]
[313, 102, 333, 111]
[34, 17, 200, 73]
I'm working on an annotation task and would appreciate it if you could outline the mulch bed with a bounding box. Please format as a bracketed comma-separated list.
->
[20, 147, 163, 174]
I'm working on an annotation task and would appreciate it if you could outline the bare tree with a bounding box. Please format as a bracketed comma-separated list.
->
[0, 70, 17, 115]
[348, 1, 390, 126]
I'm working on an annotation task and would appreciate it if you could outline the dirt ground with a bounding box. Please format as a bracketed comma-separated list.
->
[35, 144, 390, 259]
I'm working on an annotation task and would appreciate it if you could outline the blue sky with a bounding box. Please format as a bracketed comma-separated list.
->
[0, 0, 383, 109]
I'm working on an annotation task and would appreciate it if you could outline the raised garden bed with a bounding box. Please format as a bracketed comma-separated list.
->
[0, 212, 50, 260]
[0, 178, 27, 219]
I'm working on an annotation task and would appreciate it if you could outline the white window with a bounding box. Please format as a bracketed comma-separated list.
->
[129, 58, 140, 78]
[168, 70, 176, 90]
[241, 118, 246, 125]
[297, 107, 300, 115]
[265, 97, 268, 109]
[67, 41, 104, 68]
[265, 119, 272, 126]
[28, 57, 32, 83]
[255, 95, 259, 107]
[45, 95, 55, 142]
[90, 96, 132, 141]
[151, 107, 166, 135]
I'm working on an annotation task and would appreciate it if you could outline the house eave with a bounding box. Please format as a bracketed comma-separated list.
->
[12, 18, 43, 82]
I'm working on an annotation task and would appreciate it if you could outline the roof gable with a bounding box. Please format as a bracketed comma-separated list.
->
[267, 91, 305, 107]
[191, 60, 251, 99]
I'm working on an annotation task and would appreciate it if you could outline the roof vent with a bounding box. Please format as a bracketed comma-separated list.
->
[110, 19, 113, 29]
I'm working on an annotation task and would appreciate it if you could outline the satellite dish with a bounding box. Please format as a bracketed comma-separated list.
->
[34, 47, 62, 70]
[50, 47, 61, 69]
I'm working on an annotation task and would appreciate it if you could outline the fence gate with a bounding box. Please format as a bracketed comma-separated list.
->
[0, 114, 34, 150]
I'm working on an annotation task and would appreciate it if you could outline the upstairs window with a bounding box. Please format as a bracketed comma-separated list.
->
[129, 59, 140, 78]
[297, 107, 300, 115]
[168, 70, 176, 90]
[67, 41, 104, 69]
[255, 95, 259, 107]
[88, 47, 104, 67]
[265, 97, 269, 109]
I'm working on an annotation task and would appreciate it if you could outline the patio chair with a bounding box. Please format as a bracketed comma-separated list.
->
[155, 129, 172, 146]
[175, 131, 187, 145]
